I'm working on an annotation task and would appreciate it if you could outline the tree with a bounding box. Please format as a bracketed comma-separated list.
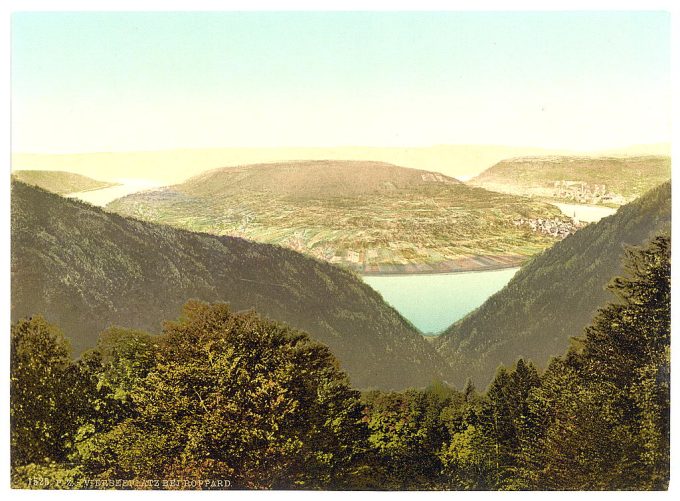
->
[440, 424, 495, 489]
[460, 359, 541, 489]
[91, 327, 158, 405]
[580, 234, 670, 489]
[68, 328, 158, 474]
[363, 387, 452, 489]
[78, 301, 368, 489]
[10, 316, 73, 467]
[527, 234, 670, 489]
[526, 356, 635, 489]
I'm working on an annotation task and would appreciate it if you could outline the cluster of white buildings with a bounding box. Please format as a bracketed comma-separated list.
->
[513, 217, 580, 239]
[552, 180, 625, 205]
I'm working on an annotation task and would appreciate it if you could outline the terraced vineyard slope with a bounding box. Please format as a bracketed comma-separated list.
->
[11, 180, 454, 390]
[470, 155, 670, 206]
[108, 160, 572, 273]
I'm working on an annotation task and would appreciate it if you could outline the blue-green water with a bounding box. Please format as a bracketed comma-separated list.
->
[363, 267, 519, 335]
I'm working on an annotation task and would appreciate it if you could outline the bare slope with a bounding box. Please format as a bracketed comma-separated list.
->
[180, 160, 460, 197]
[471, 156, 670, 206]
[11, 180, 454, 390]
[434, 181, 671, 388]
[11, 170, 118, 195]
[108, 160, 571, 273]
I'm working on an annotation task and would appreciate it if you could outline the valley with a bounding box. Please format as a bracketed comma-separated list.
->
[11, 180, 454, 390]
[9, 9, 672, 491]
[12, 157, 656, 344]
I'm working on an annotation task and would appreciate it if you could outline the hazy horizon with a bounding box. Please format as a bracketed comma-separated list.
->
[11, 142, 671, 184]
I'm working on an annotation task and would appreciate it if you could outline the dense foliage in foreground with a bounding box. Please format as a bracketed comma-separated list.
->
[11, 235, 669, 490]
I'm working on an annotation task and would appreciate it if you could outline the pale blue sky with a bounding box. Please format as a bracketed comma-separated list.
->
[12, 11, 671, 152]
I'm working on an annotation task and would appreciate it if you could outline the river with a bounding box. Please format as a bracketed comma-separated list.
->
[66, 178, 165, 206]
[362, 267, 519, 335]
[363, 202, 617, 335]
[551, 202, 617, 223]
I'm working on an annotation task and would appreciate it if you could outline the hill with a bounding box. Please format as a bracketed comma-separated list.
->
[177, 160, 461, 197]
[11, 170, 118, 194]
[470, 156, 670, 206]
[10, 180, 454, 390]
[108, 160, 572, 273]
[12, 143, 670, 184]
[434, 181, 671, 388]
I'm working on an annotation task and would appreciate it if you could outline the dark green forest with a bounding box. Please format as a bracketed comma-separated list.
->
[11, 234, 670, 490]
[436, 181, 671, 387]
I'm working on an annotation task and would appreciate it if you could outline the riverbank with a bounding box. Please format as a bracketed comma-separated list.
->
[66, 179, 166, 206]
[356, 254, 526, 276]
[549, 201, 618, 223]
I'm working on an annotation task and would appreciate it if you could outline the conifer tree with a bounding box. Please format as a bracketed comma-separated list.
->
[528, 234, 670, 489]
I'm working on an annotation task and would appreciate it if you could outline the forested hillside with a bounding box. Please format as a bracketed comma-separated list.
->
[10, 181, 452, 390]
[435, 181, 671, 387]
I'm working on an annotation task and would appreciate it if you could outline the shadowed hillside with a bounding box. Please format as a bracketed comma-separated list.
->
[11, 170, 118, 195]
[10, 180, 454, 390]
[108, 160, 571, 273]
[434, 181, 671, 388]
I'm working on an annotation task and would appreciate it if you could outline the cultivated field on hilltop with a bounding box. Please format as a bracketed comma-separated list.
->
[108, 160, 574, 273]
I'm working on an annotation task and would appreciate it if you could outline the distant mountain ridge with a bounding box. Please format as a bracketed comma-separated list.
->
[470, 155, 670, 206]
[11, 180, 453, 390]
[12, 143, 670, 183]
[108, 160, 569, 273]
[434, 181, 671, 388]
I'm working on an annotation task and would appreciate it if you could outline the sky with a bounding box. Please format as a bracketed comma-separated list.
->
[11, 11, 672, 153]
